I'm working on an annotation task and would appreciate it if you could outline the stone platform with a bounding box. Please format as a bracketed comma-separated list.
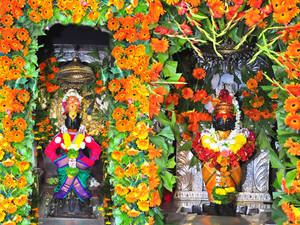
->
[39, 217, 103, 225]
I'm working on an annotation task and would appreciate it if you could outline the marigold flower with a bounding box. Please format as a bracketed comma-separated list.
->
[1, 14, 14, 27]
[192, 67, 206, 80]
[247, 0, 262, 8]
[285, 113, 300, 130]
[16, 161, 30, 173]
[14, 118, 27, 131]
[261, 109, 272, 119]
[244, 8, 261, 27]
[17, 176, 27, 189]
[127, 148, 139, 156]
[120, 204, 129, 212]
[125, 163, 139, 177]
[136, 138, 149, 150]
[150, 38, 169, 53]
[112, 108, 125, 121]
[149, 176, 160, 190]
[206, 0, 225, 18]
[148, 0, 165, 24]
[13, 194, 27, 207]
[3, 174, 16, 188]
[111, 150, 125, 162]
[108, 79, 121, 93]
[285, 83, 300, 97]
[114, 184, 128, 196]
[246, 78, 258, 90]
[287, 40, 300, 58]
[148, 144, 162, 159]
[284, 138, 300, 156]
[115, 166, 125, 178]
[150, 190, 161, 207]
[0, 211, 5, 223]
[182, 87, 194, 99]
[284, 96, 300, 113]
[127, 209, 140, 217]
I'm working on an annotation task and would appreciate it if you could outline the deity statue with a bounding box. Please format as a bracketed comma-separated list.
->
[44, 89, 102, 217]
[192, 86, 255, 216]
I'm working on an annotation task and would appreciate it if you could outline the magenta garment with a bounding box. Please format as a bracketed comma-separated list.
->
[44, 132, 101, 167]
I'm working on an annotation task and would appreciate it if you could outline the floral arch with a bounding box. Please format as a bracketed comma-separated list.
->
[0, 0, 299, 225]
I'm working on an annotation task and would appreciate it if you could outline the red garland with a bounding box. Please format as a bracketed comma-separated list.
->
[192, 129, 255, 171]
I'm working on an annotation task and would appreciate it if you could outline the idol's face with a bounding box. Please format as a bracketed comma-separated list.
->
[66, 96, 80, 113]
[212, 115, 236, 131]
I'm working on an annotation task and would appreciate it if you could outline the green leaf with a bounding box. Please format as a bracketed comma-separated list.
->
[161, 171, 176, 192]
[157, 53, 169, 64]
[167, 157, 176, 169]
[179, 140, 192, 151]
[273, 169, 284, 189]
[163, 61, 177, 78]
[158, 126, 174, 140]
[150, 135, 169, 152]
[269, 148, 285, 169]
[285, 169, 297, 188]
[154, 112, 171, 126]
[272, 203, 287, 225]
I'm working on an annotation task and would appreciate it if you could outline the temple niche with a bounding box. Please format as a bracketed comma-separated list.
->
[35, 24, 110, 222]
[173, 45, 273, 218]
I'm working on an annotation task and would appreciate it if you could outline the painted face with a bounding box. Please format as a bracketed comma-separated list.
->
[66, 96, 80, 113]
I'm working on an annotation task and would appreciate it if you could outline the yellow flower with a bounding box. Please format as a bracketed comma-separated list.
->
[216, 155, 223, 164]
[214, 200, 222, 204]
[229, 143, 241, 153]
[215, 188, 226, 195]
[235, 134, 247, 145]
[137, 200, 149, 212]
[202, 135, 213, 148]
[63, 133, 71, 149]
[74, 133, 85, 148]
[0, 211, 6, 222]
[225, 187, 235, 193]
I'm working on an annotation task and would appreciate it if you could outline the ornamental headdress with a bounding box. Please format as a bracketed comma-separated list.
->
[61, 89, 83, 115]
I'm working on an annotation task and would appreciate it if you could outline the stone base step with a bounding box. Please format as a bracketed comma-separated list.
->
[39, 217, 103, 225]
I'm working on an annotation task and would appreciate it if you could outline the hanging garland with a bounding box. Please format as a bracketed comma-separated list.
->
[0, 0, 298, 225]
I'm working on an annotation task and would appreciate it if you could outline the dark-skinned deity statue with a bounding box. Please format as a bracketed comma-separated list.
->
[44, 89, 101, 217]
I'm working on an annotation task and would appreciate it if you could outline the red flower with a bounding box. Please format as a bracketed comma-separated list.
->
[180, 20, 193, 35]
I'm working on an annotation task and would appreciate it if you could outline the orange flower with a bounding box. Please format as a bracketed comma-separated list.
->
[284, 138, 300, 156]
[246, 78, 258, 90]
[285, 113, 300, 130]
[111, 150, 125, 162]
[1, 14, 14, 27]
[88, 10, 100, 21]
[16, 161, 30, 173]
[261, 109, 272, 119]
[12, 129, 24, 142]
[185, 0, 201, 7]
[139, 28, 150, 41]
[2, 159, 15, 167]
[250, 95, 265, 108]
[111, 46, 123, 59]
[137, 200, 149, 212]
[149, 176, 160, 191]
[148, 0, 165, 24]
[126, 28, 138, 43]
[116, 119, 129, 132]
[248, 108, 261, 121]
[127, 147, 139, 156]
[125, 163, 139, 177]
[3, 174, 16, 188]
[244, 8, 261, 27]
[136, 138, 149, 150]
[192, 67, 206, 80]
[287, 40, 300, 58]
[120, 204, 130, 212]
[13, 194, 27, 207]
[127, 209, 140, 217]
[13, 56, 25, 68]
[182, 87, 194, 99]
[17, 176, 27, 189]
[112, 108, 125, 120]
[3, 221, 16, 225]
[182, 132, 192, 140]
[2, 117, 13, 131]
[254, 70, 264, 82]
[0, 211, 6, 223]
[284, 96, 300, 113]
[115, 184, 129, 196]
[175, 76, 186, 89]
[206, 0, 225, 18]
[150, 190, 161, 207]
[13, 214, 22, 223]
[148, 144, 162, 159]
[14, 118, 27, 131]
[193, 89, 207, 102]
[109, 79, 121, 93]
[150, 38, 169, 53]
[115, 166, 125, 178]
[247, 0, 262, 8]
[285, 83, 300, 97]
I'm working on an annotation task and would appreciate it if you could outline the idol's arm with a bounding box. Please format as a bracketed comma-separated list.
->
[79, 135, 102, 167]
[44, 133, 63, 162]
